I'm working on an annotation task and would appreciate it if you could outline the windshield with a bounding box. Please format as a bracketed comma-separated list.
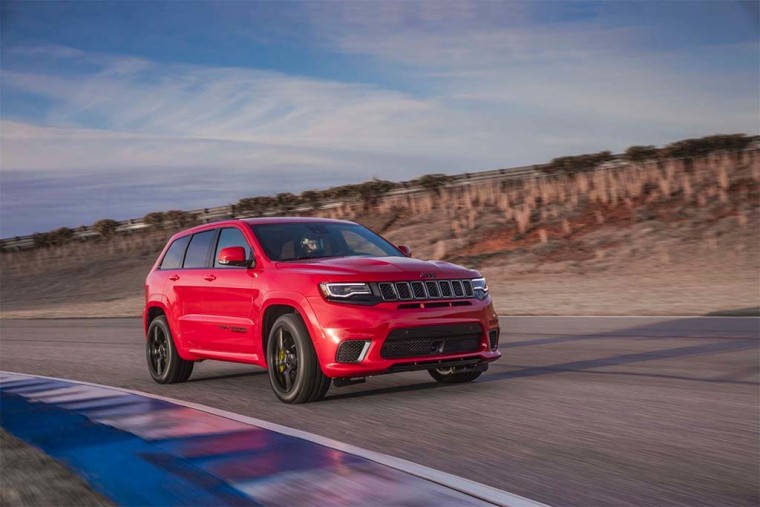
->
[249, 222, 402, 261]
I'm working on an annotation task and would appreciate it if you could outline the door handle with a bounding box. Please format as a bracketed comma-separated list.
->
[204, 275, 217, 282]
[169, 274, 180, 281]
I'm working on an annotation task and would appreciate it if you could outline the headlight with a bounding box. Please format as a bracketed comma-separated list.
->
[472, 277, 489, 300]
[320, 282, 372, 299]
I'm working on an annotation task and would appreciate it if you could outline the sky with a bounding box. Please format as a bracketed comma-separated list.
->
[1, 1, 758, 237]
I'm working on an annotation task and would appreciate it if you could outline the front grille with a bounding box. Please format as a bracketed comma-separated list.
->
[425, 281, 440, 298]
[379, 283, 396, 300]
[380, 323, 483, 359]
[336, 341, 367, 363]
[396, 282, 412, 300]
[379, 279, 474, 301]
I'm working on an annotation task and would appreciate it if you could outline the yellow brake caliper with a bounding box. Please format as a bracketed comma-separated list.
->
[278, 348, 286, 373]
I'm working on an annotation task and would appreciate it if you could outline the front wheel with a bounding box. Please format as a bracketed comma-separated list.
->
[428, 366, 483, 384]
[266, 313, 330, 404]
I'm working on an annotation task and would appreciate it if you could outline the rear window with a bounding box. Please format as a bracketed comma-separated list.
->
[160, 235, 190, 269]
[183, 230, 216, 268]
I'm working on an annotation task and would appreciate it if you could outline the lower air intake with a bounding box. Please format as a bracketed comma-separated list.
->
[336, 340, 367, 363]
[488, 329, 500, 351]
[381, 323, 483, 359]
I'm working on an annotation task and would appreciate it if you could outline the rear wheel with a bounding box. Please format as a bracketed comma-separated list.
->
[146, 316, 194, 384]
[266, 313, 329, 403]
[428, 366, 483, 384]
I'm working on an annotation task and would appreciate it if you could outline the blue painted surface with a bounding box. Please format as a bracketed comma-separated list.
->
[0, 373, 485, 506]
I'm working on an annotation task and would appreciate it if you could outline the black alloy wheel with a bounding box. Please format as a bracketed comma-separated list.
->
[272, 326, 299, 393]
[146, 316, 194, 384]
[266, 313, 330, 403]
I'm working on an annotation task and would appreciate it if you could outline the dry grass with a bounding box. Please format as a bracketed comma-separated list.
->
[1, 230, 171, 276]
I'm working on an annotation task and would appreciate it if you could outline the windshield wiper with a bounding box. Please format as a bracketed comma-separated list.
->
[281, 255, 342, 262]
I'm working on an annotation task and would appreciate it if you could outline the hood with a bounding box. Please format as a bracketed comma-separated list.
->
[275, 256, 479, 281]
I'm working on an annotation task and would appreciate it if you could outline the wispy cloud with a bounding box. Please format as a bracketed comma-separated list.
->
[1, 0, 757, 235]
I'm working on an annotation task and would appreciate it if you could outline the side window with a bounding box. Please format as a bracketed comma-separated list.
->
[341, 229, 387, 256]
[214, 228, 253, 268]
[160, 235, 190, 269]
[183, 230, 216, 268]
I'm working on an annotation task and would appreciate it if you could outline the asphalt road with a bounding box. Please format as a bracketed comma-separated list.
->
[1, 316, 758, 506]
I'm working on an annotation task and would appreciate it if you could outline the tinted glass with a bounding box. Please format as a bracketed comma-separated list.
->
[183, 230, 216, 268]
[214, 228, 252, 267]
[341, 229, 389, 257]
[250, 222, 400, 261]
[160, 235, 190, 269]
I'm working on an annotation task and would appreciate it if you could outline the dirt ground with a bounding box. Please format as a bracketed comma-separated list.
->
[0, 429, 112, 507]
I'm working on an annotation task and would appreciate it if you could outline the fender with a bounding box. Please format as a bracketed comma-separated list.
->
[143, 297, 200, 361]
[260, 290, 328, 367]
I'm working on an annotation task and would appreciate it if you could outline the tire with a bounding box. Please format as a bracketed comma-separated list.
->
[428, 366, 483, 384]
[146, 316, 194, 384]
[266, 313, 329, 404]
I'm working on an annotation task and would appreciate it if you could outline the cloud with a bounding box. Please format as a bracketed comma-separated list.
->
[1, 1, 757, 235]
[301, 2, 758, 131]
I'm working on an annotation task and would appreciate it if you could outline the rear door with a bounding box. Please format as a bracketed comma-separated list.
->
[155, 234, 191, 336]
[198, 226, 258, 354]
[172, 229, 217, 348]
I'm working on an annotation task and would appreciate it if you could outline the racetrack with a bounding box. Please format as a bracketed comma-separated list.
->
[1, 317, 758, 506]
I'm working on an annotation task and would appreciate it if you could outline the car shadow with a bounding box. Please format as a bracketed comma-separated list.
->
[187, 370, 267, 383]
[324, 378, 448, 401]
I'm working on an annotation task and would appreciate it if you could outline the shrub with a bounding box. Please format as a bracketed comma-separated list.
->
[32, 227, 76, 247]
[236, 196, 277, 215]
[357, 178, 396, 208]
[275, 193, 299, 212]
[624, 145, 658, 162]
[164, 210, 194, 228]
[542, 151, 614, 175]
[661, 134, 752, 159]
[32, 232, 50, 248]
[300, 190, 322, 208]
[414, 174, 452, 195]
[143, 212, 166, 229]
[92, 219, 120, 237]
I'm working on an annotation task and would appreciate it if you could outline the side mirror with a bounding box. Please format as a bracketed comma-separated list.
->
[397, 244, 412, 257]
[217, 246, 250, 267]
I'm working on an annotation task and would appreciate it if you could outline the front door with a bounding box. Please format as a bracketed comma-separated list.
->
[197, 226, 258, 354]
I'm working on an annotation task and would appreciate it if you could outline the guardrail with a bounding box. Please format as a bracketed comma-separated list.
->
[3, 147, 755, 252]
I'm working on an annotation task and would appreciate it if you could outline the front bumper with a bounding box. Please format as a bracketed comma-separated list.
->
[305, 295, 502, 378]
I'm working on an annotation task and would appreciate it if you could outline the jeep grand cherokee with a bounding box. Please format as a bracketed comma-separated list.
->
[144, 217, 501, 403]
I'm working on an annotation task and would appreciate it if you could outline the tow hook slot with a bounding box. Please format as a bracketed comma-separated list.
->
[333, 377, 366, 388]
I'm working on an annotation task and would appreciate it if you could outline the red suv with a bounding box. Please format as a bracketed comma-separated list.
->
[144, 218, 501, 403]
